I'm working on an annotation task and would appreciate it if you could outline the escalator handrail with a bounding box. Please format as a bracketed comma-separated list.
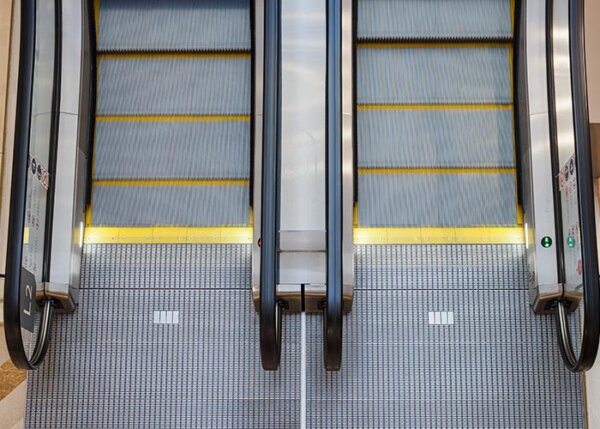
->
[259, 0, 282, 371]
[547, 0, 600, 372]
[324, 0, 343, 371]
[4, 0, 60, 370]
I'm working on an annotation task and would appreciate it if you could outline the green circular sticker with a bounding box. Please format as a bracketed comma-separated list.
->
[541, 236, 553, 248]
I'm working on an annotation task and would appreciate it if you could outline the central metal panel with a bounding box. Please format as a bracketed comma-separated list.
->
[279, 0, 327, 286]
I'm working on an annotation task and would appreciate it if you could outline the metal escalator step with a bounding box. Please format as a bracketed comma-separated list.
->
[92, 184, 249, 227]
[358, 172, 517, 227]
[97, 56, 251, 115]
[81, 244, 251, 290]
[357, 46, 512, 104]
[355, 244, 527, 290]
[94, 120, 250, 180]
[358, 108, 515, 168]
[27, 283, 300, 427]
[357, 0, 513, 41]
[99, 0, 251, 52]
[306, 289, 583, 428]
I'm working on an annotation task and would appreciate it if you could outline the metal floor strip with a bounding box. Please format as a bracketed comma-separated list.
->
[26, 244, 583, 428]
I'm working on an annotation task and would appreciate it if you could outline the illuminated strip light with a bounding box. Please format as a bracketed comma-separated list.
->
[354, 227, 525, 245]
[84, 227, 253, 244]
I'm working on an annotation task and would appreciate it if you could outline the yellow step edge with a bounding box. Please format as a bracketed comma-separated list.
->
[96, 115, 250, 122]
[511, 0, 516, 34]
[98, 52, 251, 60]
[94, 0, 99, 34]
[357, 104, 513, 111]
[358, 167, 516, 175]
[84, 227, 253, 244]
[93, 179, 249, 187]
[358, 42, 512, 50]
[354, 227, 525, 245]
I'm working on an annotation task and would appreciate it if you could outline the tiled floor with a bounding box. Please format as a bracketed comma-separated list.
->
[0, 328, 26, 429]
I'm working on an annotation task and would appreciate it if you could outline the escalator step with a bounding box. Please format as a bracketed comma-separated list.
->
[359, 172, 517, 227]
[355, 244, 527, 290]
[97, 56, 251, 116]
[305, 287, 582, 428]
[358, 108, 515, 168]
[92, 183, 249, 227]
[94, 120, 250, 180]
[27, 243, 302, 428]
[357, 0, 513, 41]
[357, 46, 512, 105]
[81, 244, 252, 290]
[98, 0, 251, 52]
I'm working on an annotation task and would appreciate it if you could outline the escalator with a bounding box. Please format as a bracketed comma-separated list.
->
[17, 0, 305, 426]
[3, 0, 599, 427]
[307, 0, 586, 426]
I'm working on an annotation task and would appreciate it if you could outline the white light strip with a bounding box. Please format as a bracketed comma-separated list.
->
[153, 310, 180, 325]
[428, 311, 455, 325]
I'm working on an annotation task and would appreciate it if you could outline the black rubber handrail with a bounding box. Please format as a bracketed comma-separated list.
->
[546, 0, 600, 372]
[324, 0, 343, 371]
[4, 0, 61, 370]
[259, 0, 283, 371]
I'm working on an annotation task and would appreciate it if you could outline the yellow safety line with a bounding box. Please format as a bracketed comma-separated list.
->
[516, 204, 524, 225]
[94, 0, 99, 34]
[354, 227, 524, 245]
[85, 205, 93, 227]
[98, 52, 250, 60]
[83, 226, 523, 245]
[358, 42, 513, 50]
[96, 115, 250, 122]
[93, 179, 249, 187]
[84, 227, 253, 244]
[507, 45, 519, 223]
[511, 0, 516, 34]
[358, 167, 516, 175]
[357, 104, 512, 111]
